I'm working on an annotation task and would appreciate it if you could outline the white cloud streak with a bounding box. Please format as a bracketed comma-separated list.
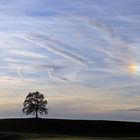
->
[47, 68, 69, 82]
[75, 16, 135, 73]
[10, 50, 48, 59]
[17, 34, 89, 67]
[17, 67, 24, 81]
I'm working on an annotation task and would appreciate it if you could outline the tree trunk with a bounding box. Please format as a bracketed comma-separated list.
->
[35, 109, 38, 119]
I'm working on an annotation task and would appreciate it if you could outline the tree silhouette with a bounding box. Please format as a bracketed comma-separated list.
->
[22, 91, 48, 118]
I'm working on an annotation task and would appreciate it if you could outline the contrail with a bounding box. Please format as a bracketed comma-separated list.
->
[17, 67, 24, 81]
[77, 17, 134, 70]
[10, 50, 48, 59]
[47, 67, 87, 83]
[17, 34, 89, 67]
[47, 68, 69, 82]
[81, 17, 133, 57]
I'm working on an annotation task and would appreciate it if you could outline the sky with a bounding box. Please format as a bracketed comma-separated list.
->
[0, 0, 140, 121]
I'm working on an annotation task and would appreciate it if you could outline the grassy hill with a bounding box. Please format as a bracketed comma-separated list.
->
[0, 118, 139, 137]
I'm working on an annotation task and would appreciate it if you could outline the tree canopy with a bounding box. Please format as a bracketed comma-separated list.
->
[22, 91, 48, 118]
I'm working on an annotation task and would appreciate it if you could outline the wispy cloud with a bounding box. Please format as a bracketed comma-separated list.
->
[17, 67, 24, 81]
[47, 68, 69, 82]
[10, 50, 48, 59]
[17, 34, 90, 67]
[117, 107, 140, 112]
[76, 17, 134, 72]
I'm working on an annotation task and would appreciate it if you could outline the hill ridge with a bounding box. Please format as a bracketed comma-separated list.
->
[0, 118, 139, 137]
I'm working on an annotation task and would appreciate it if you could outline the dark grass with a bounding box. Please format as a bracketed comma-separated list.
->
[0, 118, 140, 137]
[0, 133, 140, 140]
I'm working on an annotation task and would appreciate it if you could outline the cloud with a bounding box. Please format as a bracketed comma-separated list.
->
[118, 107, 140, 112]
[73, 16, 135, 73]
[47, 68, 69, 82]
[17, 67, 24, 81]
[17, 34, 89, 67]
[10, 50, 48, 59]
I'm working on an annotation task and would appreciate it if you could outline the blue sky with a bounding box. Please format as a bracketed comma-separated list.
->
[0, 0, 140, 121]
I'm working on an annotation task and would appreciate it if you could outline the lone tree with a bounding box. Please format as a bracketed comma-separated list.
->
[22, 91, 48, 118]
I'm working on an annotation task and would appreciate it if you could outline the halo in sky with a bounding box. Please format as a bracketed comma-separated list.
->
[129, 63, 140, 74]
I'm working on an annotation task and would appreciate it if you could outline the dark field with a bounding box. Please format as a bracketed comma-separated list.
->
[1, 133, 140, 140]
[0, 133, 140, 140]
[0, 118, 140, 139]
